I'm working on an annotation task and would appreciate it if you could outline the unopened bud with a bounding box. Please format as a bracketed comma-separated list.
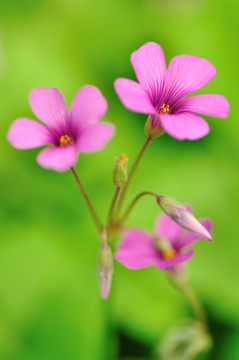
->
[145, 115, 164, 139]
[157, 195, 212, 241]
[113, 153, 128, 187]
[97, 244, 113, 300]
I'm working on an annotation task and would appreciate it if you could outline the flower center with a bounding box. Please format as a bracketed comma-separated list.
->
[59, 134, 73, 147]
[155, 238, 177, 260]
[158, 103, 170, 114]
[160, 248, 177, 260]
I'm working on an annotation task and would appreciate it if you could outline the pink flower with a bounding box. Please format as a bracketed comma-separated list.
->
[7, 86, 115, 171]
[114, 42, 229, 140]
[115, 210, 212, 270]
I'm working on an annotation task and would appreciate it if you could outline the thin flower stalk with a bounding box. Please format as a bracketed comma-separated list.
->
[170, 275, 208, 329]
[108, 186, 121, 226]
[71, 167, 102, 231]
[120, 191, 158, 224]
[116, 135, 152, 216]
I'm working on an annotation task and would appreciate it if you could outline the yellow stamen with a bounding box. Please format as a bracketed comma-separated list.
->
[160, 103, 170, 114]
[59, 134, 73, 147]
[161, 248, 176, 260]
[118, 161, 123, 166]
[120, 153, 128, 161]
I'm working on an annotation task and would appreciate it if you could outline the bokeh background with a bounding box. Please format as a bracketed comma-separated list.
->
[0, 0, 238, 359]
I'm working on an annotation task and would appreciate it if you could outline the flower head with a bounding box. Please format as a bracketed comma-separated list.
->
[114, 42, 229, 140]
[7, 86, 115, 171]
[115, 208, 212, 270]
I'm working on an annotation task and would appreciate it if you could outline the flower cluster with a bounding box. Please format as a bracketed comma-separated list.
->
[7, 42, 229, 305]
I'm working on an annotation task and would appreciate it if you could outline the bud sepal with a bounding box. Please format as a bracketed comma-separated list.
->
[145, 115, 165, 139]
[113, 153, 128, 187]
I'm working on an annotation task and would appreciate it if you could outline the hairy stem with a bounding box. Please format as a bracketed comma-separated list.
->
[120, 191, 158, 224]
[108, 187, 121, 226]
[71, 167, 102, 231]
[116, 135, 152, 216]
[171, 276, 208, 329]
[180, 283, 208, 328]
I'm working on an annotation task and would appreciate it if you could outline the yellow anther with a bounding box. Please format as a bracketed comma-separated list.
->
[160, 103, 170, 114]
[161, 248, 176, 260]
[120, 153, 128, 161]
[118, 161, 123, 166]
[59, 134, 73, 147]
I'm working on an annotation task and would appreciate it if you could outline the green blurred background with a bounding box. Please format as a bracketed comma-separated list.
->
[0, 0, 238, 359]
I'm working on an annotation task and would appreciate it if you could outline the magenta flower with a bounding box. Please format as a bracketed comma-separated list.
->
[7, 86, 115, 171]
[114, 42, 229, 140]
[115, 209, 212, 270]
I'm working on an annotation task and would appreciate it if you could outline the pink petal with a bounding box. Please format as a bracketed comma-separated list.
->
[181, 218, 213, 248]
[156, 249, 194, 269]
[37, 145, 77, 172]
[131, 42, 166, 105]
[160, 112, 210, 140]
[30, 88, 68, 133]
[114, 78, 156, 114]
[76, 122, 115, 153]
[115, 228, 158, 269]
[69, 85, 107, 135]
[179, 94, 229, 118]
[7, 118, 53, 149]
[155, 213, 182, 248]
[164, 55, 216, 104]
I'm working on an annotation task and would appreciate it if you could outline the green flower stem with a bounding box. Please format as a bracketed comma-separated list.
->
[71, 167, 102, 232]
[120, 191, 158, 224]
[171, 276, 208, 329]
[116, 135, 152, 216]
[107, 186, 121, 226]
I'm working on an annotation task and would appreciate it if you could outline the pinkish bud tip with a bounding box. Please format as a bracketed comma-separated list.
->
[97, 244, 113, 300]
[157, 195, 212, 241]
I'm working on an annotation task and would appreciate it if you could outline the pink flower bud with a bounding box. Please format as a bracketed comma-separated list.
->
[157, 195, 212, 241]
[97, 244, 113, 299]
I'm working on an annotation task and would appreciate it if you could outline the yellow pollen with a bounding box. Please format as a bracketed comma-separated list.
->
[59, 135, 73, 147]
[118, 161, 123, 166]
[160, 103, 170, 114]
[161, 248, 176, 260]
[120, 153, 128, 161]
